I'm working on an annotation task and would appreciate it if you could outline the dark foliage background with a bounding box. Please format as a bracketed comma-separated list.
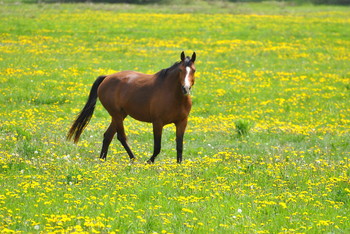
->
[22, 0, 350, 5]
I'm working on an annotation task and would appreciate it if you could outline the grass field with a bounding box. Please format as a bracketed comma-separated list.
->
[1, 1, 350, 233]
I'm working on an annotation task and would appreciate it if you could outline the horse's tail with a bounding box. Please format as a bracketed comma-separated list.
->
[67, 75, 107, 143]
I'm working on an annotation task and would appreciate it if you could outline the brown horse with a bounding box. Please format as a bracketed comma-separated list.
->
[67, 51, 196, 163]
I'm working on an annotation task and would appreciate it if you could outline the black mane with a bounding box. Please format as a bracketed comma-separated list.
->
[183, 56, 192, 67]
[156, 56, 192, 80]
[156, 61, 181, 80]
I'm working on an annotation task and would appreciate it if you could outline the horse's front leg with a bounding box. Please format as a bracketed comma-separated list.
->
[147, 122, 163, 164]
[175, 118, 188, 164]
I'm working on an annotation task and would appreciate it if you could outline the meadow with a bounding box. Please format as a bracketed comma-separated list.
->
[0, 1, 350, 233]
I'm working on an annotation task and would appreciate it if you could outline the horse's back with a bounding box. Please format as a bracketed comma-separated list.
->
[98, 71, 154, 96]
[97, 71, 156, 121]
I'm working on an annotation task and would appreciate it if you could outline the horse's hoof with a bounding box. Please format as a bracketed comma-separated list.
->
[130, 158, 136, 164]
[98, 157, 106, 161]
[146, 159, 154, 164]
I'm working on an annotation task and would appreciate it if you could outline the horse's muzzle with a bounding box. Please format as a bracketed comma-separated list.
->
[182, 86, 191, 95]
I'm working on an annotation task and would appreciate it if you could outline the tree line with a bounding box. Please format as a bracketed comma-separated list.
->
[29, 0, 350, 5]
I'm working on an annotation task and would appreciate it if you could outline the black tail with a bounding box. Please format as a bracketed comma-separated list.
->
[67, 75, 107, 143]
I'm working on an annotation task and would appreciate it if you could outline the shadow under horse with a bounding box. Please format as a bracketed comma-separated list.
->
[67, 51, 196, 163]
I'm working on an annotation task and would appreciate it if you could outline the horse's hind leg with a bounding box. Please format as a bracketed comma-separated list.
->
[100, 120, 117, 160]
[115, 118, 135, 161]
[100, 118, 135, 161]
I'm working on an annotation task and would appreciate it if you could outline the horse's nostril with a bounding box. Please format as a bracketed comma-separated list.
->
[182, 86, 190, 95]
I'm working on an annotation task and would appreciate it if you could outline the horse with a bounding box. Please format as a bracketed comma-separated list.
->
[67, 51, 196, 163]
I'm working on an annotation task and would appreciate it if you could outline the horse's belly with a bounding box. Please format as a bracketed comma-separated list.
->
[124, 102, 177, 124]
[127, 111, 153, 123]
[122, 101, 153, 123]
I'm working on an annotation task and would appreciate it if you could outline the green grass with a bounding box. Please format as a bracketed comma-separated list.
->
[235, 119, 254, 136]
[1, 1, 350, 233]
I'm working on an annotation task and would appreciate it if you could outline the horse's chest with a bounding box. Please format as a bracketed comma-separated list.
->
[160, 99, 191, 122]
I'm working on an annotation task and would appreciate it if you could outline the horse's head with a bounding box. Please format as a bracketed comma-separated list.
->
[179, 51, 196, 95]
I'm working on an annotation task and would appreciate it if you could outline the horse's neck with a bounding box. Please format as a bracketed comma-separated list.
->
[163, 69, 182, 92]
[165, 68, 180, 83]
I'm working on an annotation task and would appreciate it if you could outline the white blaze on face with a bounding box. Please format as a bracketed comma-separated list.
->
[184, 66, 192, 93]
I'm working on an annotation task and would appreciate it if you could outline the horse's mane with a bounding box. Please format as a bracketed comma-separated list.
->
[156, 61, 181, 80]
[156, 57, 193, 80]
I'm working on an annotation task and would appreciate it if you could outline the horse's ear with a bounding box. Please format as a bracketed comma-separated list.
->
[191, 52, 196, 63]
[181, 51, 185, 62]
